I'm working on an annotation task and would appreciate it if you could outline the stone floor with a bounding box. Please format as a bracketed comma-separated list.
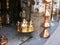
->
[44, 23, 60, 45]
[0, 22, 59, 45]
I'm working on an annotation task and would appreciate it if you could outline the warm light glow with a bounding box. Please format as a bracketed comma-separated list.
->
[17, 21, 20, 26]
[44, 19, 50, 27]
[21, 19, 34, 33]
[28, 20, 34, 32]
[46, 0, 51, 3]
[53, 8, 56, 12]
[46, 10, 50, 16]
[53, 8, 56, 14]
[22, 19, 28, 32]
[43, 28, 49, 38]
[22, 19, 27, 27]
[51, 16, 54, 21]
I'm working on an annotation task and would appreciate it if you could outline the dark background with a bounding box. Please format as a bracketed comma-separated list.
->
[0, 0, 22, 24]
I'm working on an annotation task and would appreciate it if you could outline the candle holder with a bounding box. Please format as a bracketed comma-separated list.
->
[40, 0, 51, 38]
[16, 18, 34, 33]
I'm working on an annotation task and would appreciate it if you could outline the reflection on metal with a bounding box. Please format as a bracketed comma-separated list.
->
[22, 10, 26, 18]
[6, 14, 10, 24]
[0, 35, 8, 45]
[16, 21, 22, 32]
[22, 19, 28, 33]
[51, 8, 56, 22]
[45, 0, 51, 3]
[16, 19, 34, 33]
[51, 15, 54, 22]
[44, 20, 50, 28]
[45, 10, 50, 16]
[6, 0, 9, 9]
[43, 0, 51, 4]
[40, 0, 51, 38]
[40, 28, 50, 38]
[52, 8, 56, 15]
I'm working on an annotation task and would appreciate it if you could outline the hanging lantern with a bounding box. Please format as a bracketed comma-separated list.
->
[40, 28, 50, 38]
